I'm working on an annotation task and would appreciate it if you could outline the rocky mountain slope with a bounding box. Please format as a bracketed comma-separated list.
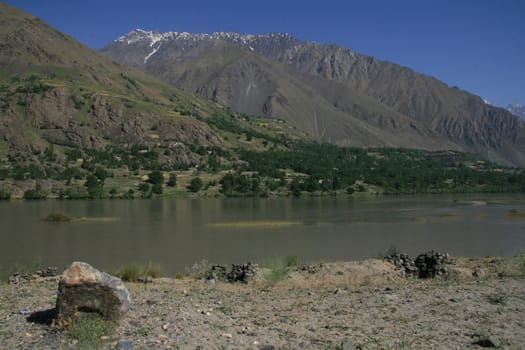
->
[508, 104, 525, 120]
[0, 3, 296, 168]
[101, 29, 525, 167]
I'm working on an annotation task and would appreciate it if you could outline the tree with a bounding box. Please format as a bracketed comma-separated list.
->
[85, 173, 103, 199]
[147, 170, 164, 185]
[290, 178, 302, 197]
[152, 183, 163, 195]
[23, 184, 46, 200]
[0, 188, 10, 200]
[94, 166, 108, 181]
[188, 177, 203, 192]
[167, 173, 177, 187]
[138, 182, 151, 198]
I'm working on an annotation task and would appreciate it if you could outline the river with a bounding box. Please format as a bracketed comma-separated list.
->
[1, 194, 525, 277]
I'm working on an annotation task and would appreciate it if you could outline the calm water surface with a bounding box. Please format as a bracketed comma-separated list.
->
[1, 194, 525, 276]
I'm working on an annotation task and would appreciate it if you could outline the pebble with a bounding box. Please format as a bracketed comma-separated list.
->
[221, 333, 233, 339]
[115, 341, 134, 350]
[341, 339, 357, 350]
[472, 336, 500, 348]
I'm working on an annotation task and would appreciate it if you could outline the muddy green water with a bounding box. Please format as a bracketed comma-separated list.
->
[1, 194, 525, 276]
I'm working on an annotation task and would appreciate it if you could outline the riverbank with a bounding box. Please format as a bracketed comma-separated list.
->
[1, 256, 524, 349]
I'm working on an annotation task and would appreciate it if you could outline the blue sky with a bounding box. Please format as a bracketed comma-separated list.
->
[5, 0, 525, 107]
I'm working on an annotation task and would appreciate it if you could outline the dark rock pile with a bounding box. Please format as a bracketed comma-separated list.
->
[207, 263, 259, 283]
[385, 251, 450, 278]
[8, 266, 59, 284]
[414, 251, 449, 278]
[383, 253, 418, 277]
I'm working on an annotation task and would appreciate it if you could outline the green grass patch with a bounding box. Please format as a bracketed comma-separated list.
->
[68, 313, 116, 350]
[74, 216, 120, 223]
[508, 209, 525, 219]
[496, 252, 525, 278]
[43, 211, 72, 222]
[207, 220, 301, 228]
[436, 213, 461, 219]
[411, 216, 427, 223]
[262, 254, 299, 284]
[114, 262, 161, 282]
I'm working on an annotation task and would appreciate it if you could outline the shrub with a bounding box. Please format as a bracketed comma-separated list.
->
[115, 263, 140, 282]
[0, 188, 11, 200]
[185, 259, 211, 279]
[115, 262, 161, 282]
[152, 183, 163, 195]
[285, 254, 299, 267]
[188, 177, 203, 192]
[167, 173, 177, 187]
[44, 211, 72, 222]
[138, 183, 151, 198]
[23, 185, 47, 200]
[262, 256, 295, 284]
[147, 170, 164, 185]
[122, 189, 135, 199]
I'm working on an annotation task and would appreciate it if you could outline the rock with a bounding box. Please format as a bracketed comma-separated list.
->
[298, 340, 310, 348]
[473, 268, 486, 278]
[7, 266, 59, 284]
[137, 276, 153, 284]
[207, 263, 259, 283]
[341, 339, 357, 350]
[115, 340, 134, 350]
[415, 251, 449, 278]
[449, 298, 463, 303]
[227, 263, 258, 283]
[473, 336, 500, 348]
[55, 262, 131, 327]
[38, 267, 59, 278]
[385, 251, 450, 279]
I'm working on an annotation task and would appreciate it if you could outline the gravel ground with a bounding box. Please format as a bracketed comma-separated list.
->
[1, 257, 524, 350]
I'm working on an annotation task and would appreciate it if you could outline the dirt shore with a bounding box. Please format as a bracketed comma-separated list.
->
[1, 256, 524, 349]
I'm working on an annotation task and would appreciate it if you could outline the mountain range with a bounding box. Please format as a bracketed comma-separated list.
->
[1, 1, 525, 170]
[101, 29, 525, 167]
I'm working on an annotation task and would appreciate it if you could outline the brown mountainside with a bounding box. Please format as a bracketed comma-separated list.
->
[0, 3, 258, 165]
[101, 29, 525, 167]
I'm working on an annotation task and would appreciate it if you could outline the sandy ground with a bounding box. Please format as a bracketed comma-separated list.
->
[1, 257, 524, 349]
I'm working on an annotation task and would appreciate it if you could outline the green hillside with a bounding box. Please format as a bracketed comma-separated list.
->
[1, 2, 525, 200]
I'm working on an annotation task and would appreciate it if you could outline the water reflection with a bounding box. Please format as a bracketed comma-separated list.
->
[1, 194, 525, 277]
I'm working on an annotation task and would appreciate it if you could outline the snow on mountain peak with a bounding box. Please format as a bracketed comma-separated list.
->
[115, 29, 295, 46]
[507, 104, 525, 120]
